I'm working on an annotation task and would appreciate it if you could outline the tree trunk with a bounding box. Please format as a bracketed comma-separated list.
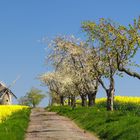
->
[60, 95, 64, 106]
[32, 100, 36, 108]
[106, 74, 115, 111]
[88, 91, 97, 107]
[68, 96, 71, 106]
[32, 103, 36, 108]
[80, 94, 87, 107]
[106, 88, 114, 111]
[71, 95, 76, 109]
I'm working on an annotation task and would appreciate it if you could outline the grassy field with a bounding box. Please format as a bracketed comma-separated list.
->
[0, 105, 31, 140]
[48, 96, 140, 140]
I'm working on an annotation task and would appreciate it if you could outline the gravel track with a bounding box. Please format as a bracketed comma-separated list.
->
[25, 108, 99, 140]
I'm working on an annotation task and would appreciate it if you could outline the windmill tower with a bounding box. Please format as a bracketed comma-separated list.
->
[0, 82, 17, 105]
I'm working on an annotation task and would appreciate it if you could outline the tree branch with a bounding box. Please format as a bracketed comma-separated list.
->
[97, 77, 107, 91]
[118, 67, 140, 80]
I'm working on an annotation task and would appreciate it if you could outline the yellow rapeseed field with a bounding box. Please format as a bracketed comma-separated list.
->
[0, 105, 29, 123]
[96, 96, 140, 110]
[96, 96, 140, 104]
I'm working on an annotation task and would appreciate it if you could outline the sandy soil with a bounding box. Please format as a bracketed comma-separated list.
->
[25, 108, 99, 140]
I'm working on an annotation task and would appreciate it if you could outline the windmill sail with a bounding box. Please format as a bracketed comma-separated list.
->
[8, 89, 17, 99]
[0, 82, 6, 92]
[7, 75, 21, 89]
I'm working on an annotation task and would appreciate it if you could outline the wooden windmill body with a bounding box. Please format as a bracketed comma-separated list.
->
[0, 82, 17, 105]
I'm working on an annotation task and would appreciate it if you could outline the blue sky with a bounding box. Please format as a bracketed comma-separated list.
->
[0, 0, 140, 106]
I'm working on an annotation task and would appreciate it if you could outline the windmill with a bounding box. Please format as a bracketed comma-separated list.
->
[0, 76, 20, 105]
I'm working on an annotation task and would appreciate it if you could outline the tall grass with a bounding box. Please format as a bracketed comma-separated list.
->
[0, 105, 31, 140]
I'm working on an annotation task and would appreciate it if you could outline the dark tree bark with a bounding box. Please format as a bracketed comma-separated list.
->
[60, 95, 64, 106]
[68, 96, 71, 106]
[71, 95, 76, 109]
[80, 94, 87, 107]
[88, 91, 97, 107]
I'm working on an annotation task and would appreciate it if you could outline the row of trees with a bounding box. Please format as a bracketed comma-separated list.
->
[40, 18, 140, 111]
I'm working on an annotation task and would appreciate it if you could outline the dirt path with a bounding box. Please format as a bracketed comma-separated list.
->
[25, 108, 99, 140]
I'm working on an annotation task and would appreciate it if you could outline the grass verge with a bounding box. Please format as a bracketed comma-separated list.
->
[48, 106, 140, 140]
[0, 107, 31, 140]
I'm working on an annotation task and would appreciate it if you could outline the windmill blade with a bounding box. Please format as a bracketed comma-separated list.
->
[10, 92, 18, 99]
[7, 75, 21, 89]
[0, 81, 7, 91]
[2, 89, 17, 99]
